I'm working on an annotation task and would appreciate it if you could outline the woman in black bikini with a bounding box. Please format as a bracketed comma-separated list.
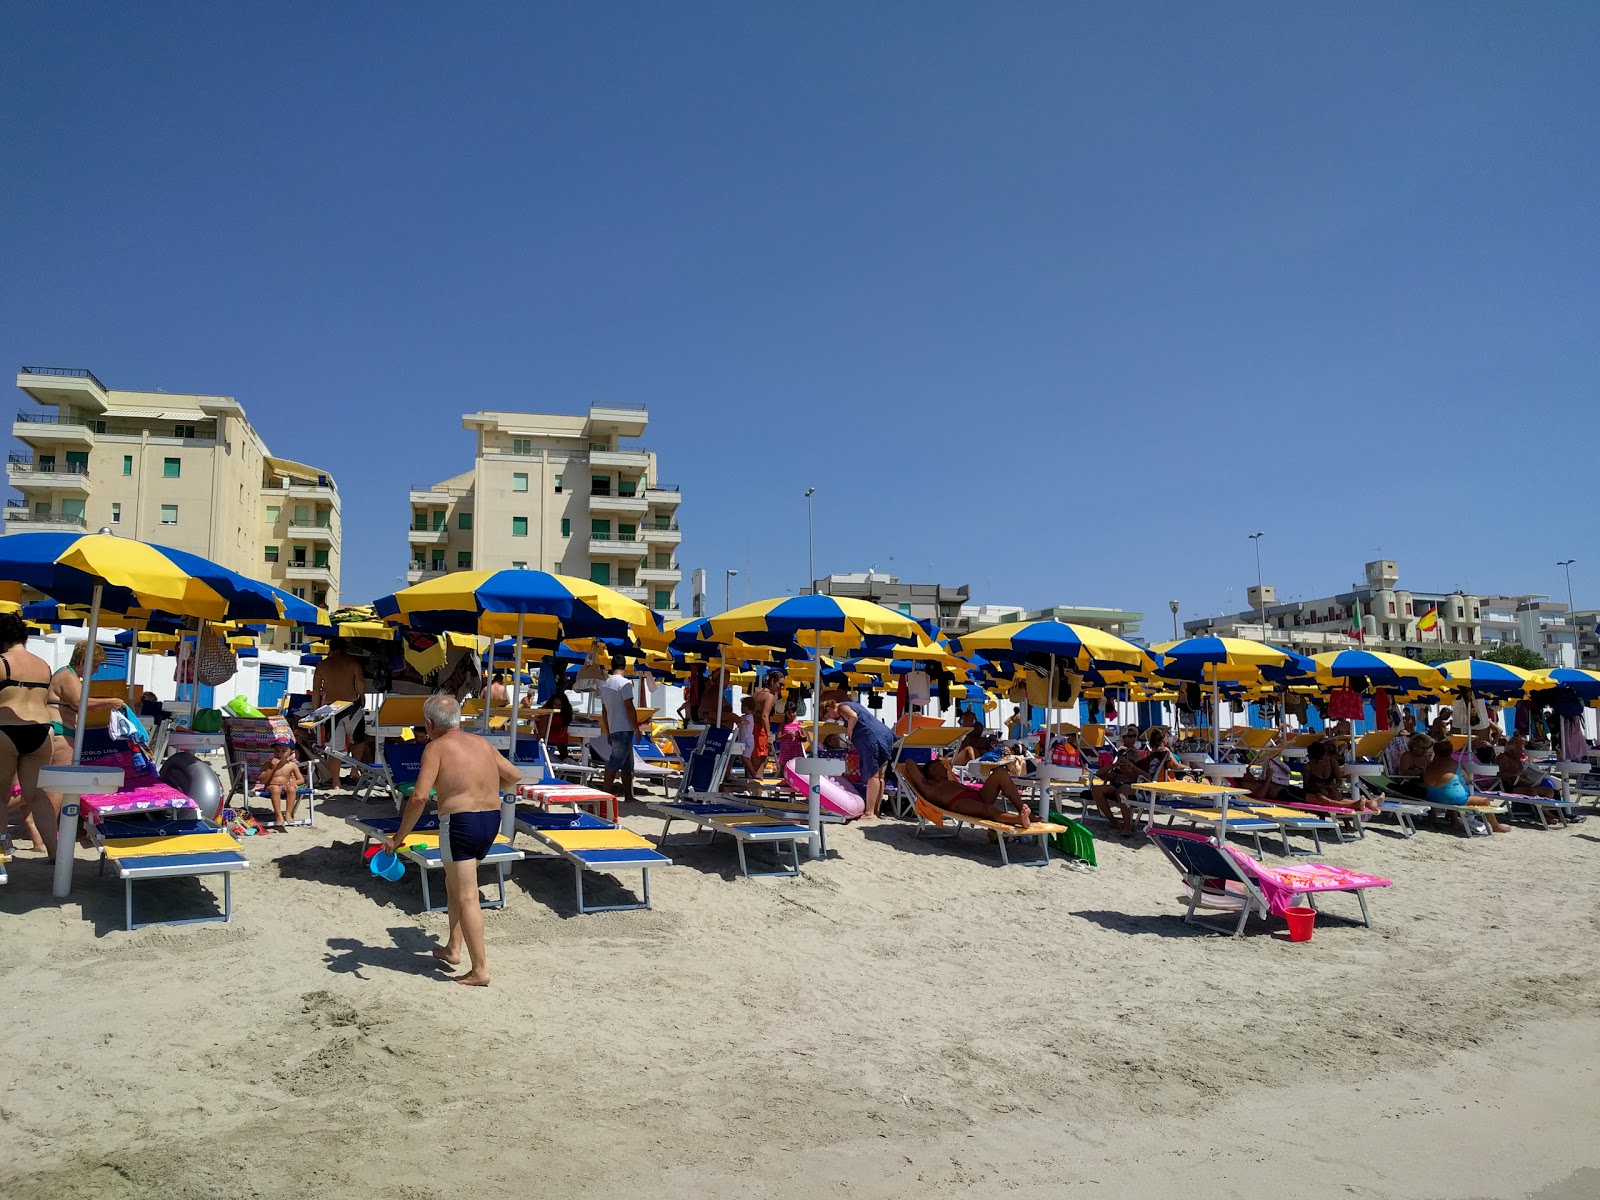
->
[0, 613, 60, 859]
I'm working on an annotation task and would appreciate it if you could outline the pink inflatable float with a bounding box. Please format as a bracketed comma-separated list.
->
[784, 761, 865, 820]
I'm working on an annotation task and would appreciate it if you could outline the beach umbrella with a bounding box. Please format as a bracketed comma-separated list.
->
[1431, 659, 1550, 699]
[375, 568, 664, 754]
[1152, 637, 1316, 758]
[705, 595, 925, 857]
[1311, 650, 1445, 693]
[1533, 667, 1600, 703]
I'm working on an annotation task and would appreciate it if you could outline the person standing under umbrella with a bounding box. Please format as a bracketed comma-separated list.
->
[598, 658, 639, 804]
[821, 691, 896, 820]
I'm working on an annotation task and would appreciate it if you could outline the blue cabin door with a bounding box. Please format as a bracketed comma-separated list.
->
[258, 664, 290, 710]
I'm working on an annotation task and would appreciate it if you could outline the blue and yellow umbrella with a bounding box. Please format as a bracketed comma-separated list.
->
[375, 569, 663, 643]
[1536, 667, 1600, 703]
[1432, 659, 1551, 699]
[1312, 650, 1446, 696]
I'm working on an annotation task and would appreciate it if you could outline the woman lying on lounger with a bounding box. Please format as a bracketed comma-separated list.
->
[901, 759, 1035, 828]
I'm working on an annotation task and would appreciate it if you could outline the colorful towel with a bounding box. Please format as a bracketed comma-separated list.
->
[81, 782, 197, 816]
[1223, 844, 1391, 915]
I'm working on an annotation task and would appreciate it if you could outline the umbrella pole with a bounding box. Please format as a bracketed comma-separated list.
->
[808, 628, 823, 860]
[1040, 653, 1055, 822]
[71, 585, 103, 766]
[509, 614, 524, 758]
[1212, 663, 1220, 762]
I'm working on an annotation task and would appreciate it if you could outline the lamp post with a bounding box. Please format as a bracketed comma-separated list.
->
[725, 568, 738, 613]
[1558, 559, 1577, 663]
[1169, 599, 1179, 640]
[804, 487, 816, 591]
[1248, 532, 1265, 638]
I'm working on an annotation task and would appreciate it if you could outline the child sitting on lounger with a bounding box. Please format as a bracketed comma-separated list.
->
[256, 739, 304, 830]
[901, 758, 1035, 829]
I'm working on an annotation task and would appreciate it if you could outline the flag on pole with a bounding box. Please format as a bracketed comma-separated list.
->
[1417, 606, 1439, 632]
[1348, 605, 1364, 643]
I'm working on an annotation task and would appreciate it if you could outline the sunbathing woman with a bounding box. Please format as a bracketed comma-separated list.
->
[1088, 728, 1142, 836]
[1302, 740, 1380, 811]
[1386, 734, 1434, 798]
[1244, 744, 1300, 802]
[900, 758, 1034, 828]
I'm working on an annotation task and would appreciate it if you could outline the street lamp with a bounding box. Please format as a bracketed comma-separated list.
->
[804, 487, 816, 592]
[1168, 599, 1180, 640]
[725, 568, 738, 613]
[1248, 532, 1265, 637]
[1558, 559, 1577, 661]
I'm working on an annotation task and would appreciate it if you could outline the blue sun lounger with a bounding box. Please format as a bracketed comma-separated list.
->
[343, 808, 524, 913]
[513, 808, 673, 913]
[93, 817, 249, 931]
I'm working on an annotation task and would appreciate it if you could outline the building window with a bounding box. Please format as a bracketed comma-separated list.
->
[457, 552, 472, 569]
[617, 522, 635, 542]
[111, 502, 121, 524]
[561, 518, 570, 537]
[512, 517, 528, 537]
[431, 510, 446, 531]
[88, 419, 107, 434]
[412, 553, 425, 568]
[654, 516, 673, 530]
[458, 512, 472, 530]
[1473, 607, 1480, 620]
[512, 473, 529, 493]
[292, 587, 306, 599]
[32, 502, 48, 519]
[160, 504, 178, 525]
[591, 519, 611, 540]
[654, 590, 671, 610]
[591, 475, 611, 496]
[412, 511, 427, 531]
[588, 441, 606, 452]
[174, 423, 196, 439]
[122, 455, 132, 476]
[511, 438, 532, 455]
[163, 457, 181, 479]
[655, 553, 671, 570]
[266, 505, 280, 525]
[617, 479, 637, 497]
[313, 549, 329, 568]
[553, 474, 563, 493]
[430, 552, 445, 570]
[1382, 623, 1390, 639]
[590, 562, 611, 586]
[292, 546, 307, 566]
[1405, 602, 1412, 615]
[512, 561, 527, 569]
[618, 566, 636, 586]
[264, 546, 279, 563]
[1387, 601, 1395, 614]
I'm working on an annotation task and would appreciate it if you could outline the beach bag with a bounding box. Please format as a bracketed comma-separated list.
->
[225, 695, 264, 719]
[191, 708, 224, 734]
[196, 624, 238, 687]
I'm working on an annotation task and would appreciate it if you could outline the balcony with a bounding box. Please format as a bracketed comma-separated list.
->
[656, 607, 681, 620]
[586, 404, 648, 438]
[642, 523, 682, 546]
[272, 476, 338, 503]
[6, 457, 91, 493]
[407, 565, 448, 583]
[13, 411, 95, 447]
[17, 367, 110, 414]
[645, 486, 680, 508]
[284, 563, 336, 587]
[409, 481, 472, 503]
[614, 585, 649, 602]
[639, 565, 681, 585]
[588, 537, 649, 559]
[588, 491, 648, 516]
[3, 507, 87, 532]
[407, 526, 450, 544]
[287, 523, 337, 543]
[589, 448, 650, 469]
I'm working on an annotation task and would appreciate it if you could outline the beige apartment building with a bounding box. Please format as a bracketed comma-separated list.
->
[7, 366, 341, 624]
[408, 406, 682, 615]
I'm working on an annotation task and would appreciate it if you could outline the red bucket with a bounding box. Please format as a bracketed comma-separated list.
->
[1284, 906, 1316, 942]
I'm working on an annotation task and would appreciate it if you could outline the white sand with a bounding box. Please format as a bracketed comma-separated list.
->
[2, 792, 1597, 1199]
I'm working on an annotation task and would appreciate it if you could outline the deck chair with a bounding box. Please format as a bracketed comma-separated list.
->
[222, 714, 317, 826]
[90, 816, 249, 931]
[513, 808, 673, 913]
[509, 738, 619, 823]
[343, 805, 524, 913]
[894, 763, 1066, 867]
[1147, 826, 1391, 936]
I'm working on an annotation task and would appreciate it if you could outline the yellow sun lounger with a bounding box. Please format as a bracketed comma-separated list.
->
[899, 773, 1065, 867]
[513, 809, 674, 912]
[98, 822, 249, 931]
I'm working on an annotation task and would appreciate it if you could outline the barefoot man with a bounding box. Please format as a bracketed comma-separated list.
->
[899, 758, 1035, 827]
[313, 636, 367, 789]
[387, 694, 520, 987]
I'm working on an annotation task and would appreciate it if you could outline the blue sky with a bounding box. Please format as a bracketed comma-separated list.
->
[4, 3, 1596, 633]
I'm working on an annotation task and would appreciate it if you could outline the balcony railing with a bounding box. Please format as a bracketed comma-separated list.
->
[20, 365, 108, 392]
[15, 411, 92, 426]
[7, 459, 89, 476]
[3, 511, 87, 529]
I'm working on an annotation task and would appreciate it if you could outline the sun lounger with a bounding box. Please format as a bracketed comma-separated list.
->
[343, 809, 524, 912]
[896, 766, 1065, 866]
[1471, 786, 1577, 830]
[513, 808, 672, 912]
[1148, 826, 1392, 936]
[0, 845, 9, 885]
[511, 738, 621, 823]
[93, 817, 249, 931]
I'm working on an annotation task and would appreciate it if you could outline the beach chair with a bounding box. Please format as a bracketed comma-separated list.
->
[648, 728, 811, 877]
[91, 817, 249, 931]
[894, 763, 1066, 867]
[343, 805, 525, 913]
[509, 737, 620, 823]
[1147, 826, 1392, 936]
[222, 714, 317, 827]
[883, 725, 970, 819]
[513, 808, 673, 913]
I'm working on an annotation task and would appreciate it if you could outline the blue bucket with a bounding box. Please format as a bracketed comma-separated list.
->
[369, 849, 406, 882]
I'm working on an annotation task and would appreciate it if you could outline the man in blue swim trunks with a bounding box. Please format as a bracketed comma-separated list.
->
[388, 693, 520, 987]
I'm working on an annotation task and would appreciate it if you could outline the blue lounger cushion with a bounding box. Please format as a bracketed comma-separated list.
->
[112, 850, 249, 873]
[569, 847, 671, 867]
[97, 818, 221, 839]
[354, 814, 442, 835]
[669, 803, 760, 816]
[515, 809, 612, 831]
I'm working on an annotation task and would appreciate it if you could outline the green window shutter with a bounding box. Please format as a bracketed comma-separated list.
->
[560, 518, 570, 537]
[590, 562, 611, 586]
[654, 591, 671, 610]
[458, 512, 472, 530]
[163, 457, 181, 478]
[512, 516, 528, 537]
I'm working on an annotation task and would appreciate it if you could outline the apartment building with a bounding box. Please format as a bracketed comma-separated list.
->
[807, 573, 970, 633]
[407, 406, 681, 615]
[1183, 559, 1482, 655]
[955, 602, 1144, 639]
[7, 366, 341, 622]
